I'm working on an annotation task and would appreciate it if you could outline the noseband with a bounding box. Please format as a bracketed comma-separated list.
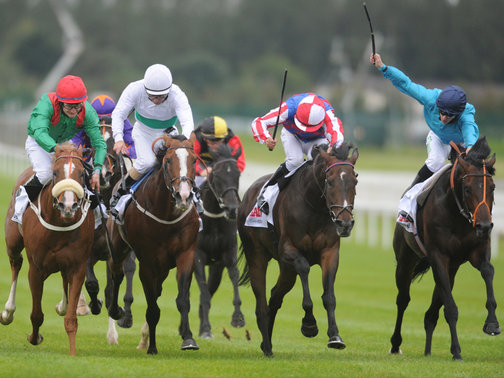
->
[450, 158, 492, 227]
[52, 153, 86, 209]
[315, 161, 356, 223]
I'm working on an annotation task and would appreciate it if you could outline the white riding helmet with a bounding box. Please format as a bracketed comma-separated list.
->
[144, 64, 173, 95]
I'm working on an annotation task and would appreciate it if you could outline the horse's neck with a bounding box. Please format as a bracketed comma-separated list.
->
[139, 169, 174, 211]
[289, 162, 326, 208]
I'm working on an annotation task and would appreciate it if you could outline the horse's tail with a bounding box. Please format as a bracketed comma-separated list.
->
[237, 242, 250, 286]
[412, 257, 430, 281]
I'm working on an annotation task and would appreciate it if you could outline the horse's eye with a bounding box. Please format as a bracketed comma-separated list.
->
[464, 186, 472, 195]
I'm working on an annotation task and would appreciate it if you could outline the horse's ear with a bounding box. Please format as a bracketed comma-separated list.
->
[487, 153, 496, 168]
[77, 145, 83, 156]
[457, 155, 471, 171]
[349, 147, 359, 165]
[189, 131, 196, 145]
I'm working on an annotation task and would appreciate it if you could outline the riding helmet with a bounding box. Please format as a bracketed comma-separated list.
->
[436, 85, 467, 116]
[294, 95, 326, 132]
[200, 116, 229, 140]
[144, 64, 172, 95]
[91, 94, 116, 117]
[56, 75, 88, 103]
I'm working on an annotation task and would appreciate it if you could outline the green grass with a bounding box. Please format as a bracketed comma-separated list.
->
[1, 174, 504, 377]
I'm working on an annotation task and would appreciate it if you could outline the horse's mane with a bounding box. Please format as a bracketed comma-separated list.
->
[53, 141, 81, 160]
[450, 137, 495, 175]
[210, 143, 233, 161]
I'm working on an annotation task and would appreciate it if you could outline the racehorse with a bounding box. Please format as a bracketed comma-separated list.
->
[390, 137, 501, 360]
[237, 142, 359, 357]
[194, 144, 245, 338]
[1, 143, 94, 356]
[82, 123, 137, 330]
[106, 133, 200, 354]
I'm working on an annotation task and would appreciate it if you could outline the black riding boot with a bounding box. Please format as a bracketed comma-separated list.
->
[257, 163, 289, 215]
[110, 175, 137, 208]
[24, 175, 43, 202]
[410, 164, 434, 187]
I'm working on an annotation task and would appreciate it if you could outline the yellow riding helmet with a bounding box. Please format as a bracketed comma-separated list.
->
[200, 116, 229, 140]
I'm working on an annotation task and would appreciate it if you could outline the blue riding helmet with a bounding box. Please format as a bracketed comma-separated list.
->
[436, 85, 467, 117]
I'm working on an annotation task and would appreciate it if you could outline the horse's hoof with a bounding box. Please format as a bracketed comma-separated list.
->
[260, 341, 273, 357]
[483, 322, 501, 336]
[147, 346, 158, 355]
[199, 331, 214, 339]
[108, 306, 125, 321]
[181, 338, 199, 350]
[328, 335, 346, 349]
[89, 299, 103, 315]
[389, 348, 402, 355]
[117, 311, 133, 329]
[452, 355, 463, 361]
[301, 322, 318, 338]
[28, 333, 43, 345]
[231, 312, 245, 328]
[0, 310, 14, 325]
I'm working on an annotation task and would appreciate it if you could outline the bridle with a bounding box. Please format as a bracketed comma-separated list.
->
[449, 142, 492, 227]
[52, 153, 86, 209]
[313, 158, 356, 223]
[205, 158, 240, 210]
[162, 145, 196, 197]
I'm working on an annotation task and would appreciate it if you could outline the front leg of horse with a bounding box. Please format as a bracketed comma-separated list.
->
[321, 274, 345, 349]
[27, 269, 44, 347]
[195, 259, 213, 339]
[479, 261, 501, 336]
[117, 251, 136, 329]
[292, 258, 318, 338]
[84, 257, 103, 315]
[65, 276, 84, 356]
[106, 263, 125, 321]
[176, 272, 199, 351]
[1, 253, 23, 325]
[227, 262, 246, 328]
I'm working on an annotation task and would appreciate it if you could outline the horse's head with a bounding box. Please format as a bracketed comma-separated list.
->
[316, 142, 359, 237]
[206, 144, 241, 220]
[99, 123, 119, 189]
[451, 137, 496, 239]
[154, 133, 197, 210]
[51, 143, 88, 221]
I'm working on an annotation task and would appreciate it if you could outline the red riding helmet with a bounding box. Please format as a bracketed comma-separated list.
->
[56, 75, 88, 103]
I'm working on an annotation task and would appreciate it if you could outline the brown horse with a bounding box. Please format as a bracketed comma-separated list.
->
[106, 133, 200, 354]
[390, 137, 501, 360]
[238, 142, 359, 357]
[1, 143, 94, 356]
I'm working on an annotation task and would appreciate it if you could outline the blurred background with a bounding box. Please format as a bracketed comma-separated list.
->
[1, 0, 504, 148]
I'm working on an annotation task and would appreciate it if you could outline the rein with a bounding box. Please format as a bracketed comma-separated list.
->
[449, 141, 492, 227]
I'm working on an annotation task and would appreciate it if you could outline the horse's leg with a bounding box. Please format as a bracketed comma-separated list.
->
[117, 251, 136, 329]
[390, 233, 418, 355]
[429, 254, 462, 360]
[106, 224, 128, 321]
[268, 264, 297, 342]
[1, 236, 23, 325]
[84, 251, 103, 315]
[423, 283, 444, 356]
[27, 265, 44, 346]
[284, 250, 318, 338]
[226, 258, 246, 328]
[65, 267, 86, 356]
[320, 247, 345, 349]
[176, 254, 199, 351]
[470, 252, 501, 336]
[194, 250, 213, 338]
[138, 264, 163, 354]
[55, 276, 69, 316]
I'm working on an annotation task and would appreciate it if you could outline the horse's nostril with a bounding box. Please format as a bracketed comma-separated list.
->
[72, 203, 79, 211]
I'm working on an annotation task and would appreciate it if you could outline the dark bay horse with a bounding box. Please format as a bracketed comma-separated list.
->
[390, 137, 501, 360]
[238, 142, 359, 357]
[107, 134, 200, 354]
[1, 143, 94, 355]
[194, 144, 245, 339]
[82, 123, 137, 330]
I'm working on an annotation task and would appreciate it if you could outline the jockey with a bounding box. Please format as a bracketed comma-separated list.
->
[21, 75, 106, 208]
[110, 63, 195, 209]
[371, 53, 479, 187]
[194, 116, 246, 186]
[72, 94, 136, 161]
[251, 92, 344, 214]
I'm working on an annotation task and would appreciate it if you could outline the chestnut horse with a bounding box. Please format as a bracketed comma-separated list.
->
[390, 137, 501, 360]
[238, 142, 359, 357]
[107, 134, 200, 354]
[194, 144, 245, 339]
[1, 143, 94, 356]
